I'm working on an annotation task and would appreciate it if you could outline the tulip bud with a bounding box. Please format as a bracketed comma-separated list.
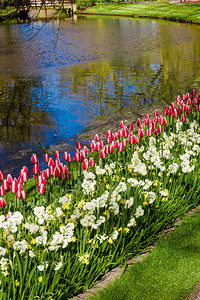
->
[107, 136, 112, 144]
[106, 130, 112, 138]
[48, 157, 54, 167]
[100, 150, 105, 159]
[0, 198, 6, 208]
[33, 164, 40, 175]
[187, 98, 191, 105]
[7, 211, 12, 220]
[63, 165, 68, 174]
[31, 154, 38, 164]
[10, 181, 18, 193]
[7, 174, 13, 184]
[0, 186, 5, 196]
[94, 134, 99, 141]
[2, 180, 9, 191]
[38, 184, 45, 194]
[138, 128, 144, 138]
[54, 151, 60, 159]
[53, 167, 60, 177]
[44, 154, 49, 163]
[137, 118, 141, 127]
[74, 152, 79, 162]
[129, 123, 133, 130]
[120, 120, 125, 128]
[181, 115, 187, 122]
[82, 159, 89, 171]
[154, 109, 159, 116]
[100, 141, 104, 149]
[76, 141, 82, 150]
[0, 171, 4, 181]
[157, 125, 163, 134]
[89, 157, 95, 167]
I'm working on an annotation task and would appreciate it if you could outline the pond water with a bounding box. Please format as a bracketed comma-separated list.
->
[0, 15, 200, 176]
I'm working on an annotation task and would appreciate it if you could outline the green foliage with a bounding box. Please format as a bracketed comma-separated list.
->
[76, 0, 96, 10]
[157, 0, 169, 4]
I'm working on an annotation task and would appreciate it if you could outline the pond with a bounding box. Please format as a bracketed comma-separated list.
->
[0, 15, 200, 176]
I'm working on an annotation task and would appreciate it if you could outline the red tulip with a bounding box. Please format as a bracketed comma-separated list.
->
[7, 174, 13, 184]
[115, 140, 120, 148]
[82, 159, 89, 171]
[53, 167, 60, 177]
[138, 128, 144, 138]
[118, 143, 124, 152]
[157, 125, 163, 134]
[120, 120, 125, 128]
[48, 157, 54, 167]
[16, 190, 22, 199]
[10, 181, 18, 193]
[2, 180, 9, 191]
[37, 176, 44, 186]
[107, 136, 112, 144]
[31, 154, 38, 164]
[100, 150, 105, 159]
[76, 141, 82, 150]
[21, 190, 26, 200]
[182, 94, 186, 100]
[100, 141, 104, 149]
[129, 123, 133, 130]
[0, 186, 5, 196]
[21, 172, 28, 182]
[89, 157, 95, 167]
[94, 134, 99, 141]
[186, 92, 190, 99]
[122, 139, 127, 147]
[0, 198, 6, 208]
[44, 154, 49, 163]
[33, 164, 40, 175]
[152, 120, 156, 130]
[0, 171, 4, 181]
[106, 130, 112, 138]
[173, 109, 178, 118]
[177, 95, 181, 105]
[146, 128, 153, 136]
[144, 118, 150, 126]
[187, 98, 191, 105]
[104, 145, 110, 154]
[118, 130, 123, 138]
[74, 152, 79, 162]
[95, 142, 100, 152]
[54, 151, 60, 159]
[171, 102, 175, 109]
[154, 109, 159, 116]
[79, 151, 85, 162]
[137, 118, 141, 127]
[63, 165, 68, 174]
[38, 184, 45, 194]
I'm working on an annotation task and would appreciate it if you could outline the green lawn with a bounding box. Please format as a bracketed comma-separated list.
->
[78, 3, 200, 24]
[89, 209, 200, 300]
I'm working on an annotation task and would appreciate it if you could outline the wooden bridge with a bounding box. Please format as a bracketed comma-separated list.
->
[28, 0, 76, 12]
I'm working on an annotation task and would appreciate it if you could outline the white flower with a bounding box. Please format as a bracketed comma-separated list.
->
[127, 217, 136, 227]
[54, 261, 63, 271]
[148, 192, 156, 204]
[37, 261, 49, 271]
[13, 240, 28, 254]
[0, 247, 6, 256]
[29, 250, 36, 258]
[135, 205, 144, 218]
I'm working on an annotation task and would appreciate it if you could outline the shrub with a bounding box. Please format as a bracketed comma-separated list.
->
[76, 0, 96, 10]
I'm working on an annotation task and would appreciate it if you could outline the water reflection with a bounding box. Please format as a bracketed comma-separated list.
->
[0, 16, 200, 176]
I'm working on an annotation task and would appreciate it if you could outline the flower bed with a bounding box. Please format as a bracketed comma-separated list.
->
[0, 90, 200, 299]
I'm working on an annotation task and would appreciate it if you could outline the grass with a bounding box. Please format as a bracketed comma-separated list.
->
[89, 209, 200, 300]
[78, 3, 200, 24]
[0, 7, 16, 15]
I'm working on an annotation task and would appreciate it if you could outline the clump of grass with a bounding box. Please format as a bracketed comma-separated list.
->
[89, 209, 200, 300]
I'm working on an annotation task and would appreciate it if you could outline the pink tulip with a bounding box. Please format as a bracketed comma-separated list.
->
[106, 130, 112, 138]
[144, 118, 150, 126]
[177, 95, 181, 104]
[171, 103, 175, 109]
[107, 136, 112, 144]
[7, 211, 12, 220]
[182, 94, 186, 100]
[186, 92, 190, 99]
[173, 109, 178, 118]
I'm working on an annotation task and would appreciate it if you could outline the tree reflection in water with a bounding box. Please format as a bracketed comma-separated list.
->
[0, 75, 56, 175]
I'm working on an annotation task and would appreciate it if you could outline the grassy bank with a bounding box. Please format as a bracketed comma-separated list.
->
[77, 3, 200, 24]
[89, 208, 200, 300]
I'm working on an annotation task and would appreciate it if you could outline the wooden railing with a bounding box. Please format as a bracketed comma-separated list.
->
[29, 0, 75, 8]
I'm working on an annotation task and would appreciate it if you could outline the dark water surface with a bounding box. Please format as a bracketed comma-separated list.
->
[0, 15, 200, 176]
